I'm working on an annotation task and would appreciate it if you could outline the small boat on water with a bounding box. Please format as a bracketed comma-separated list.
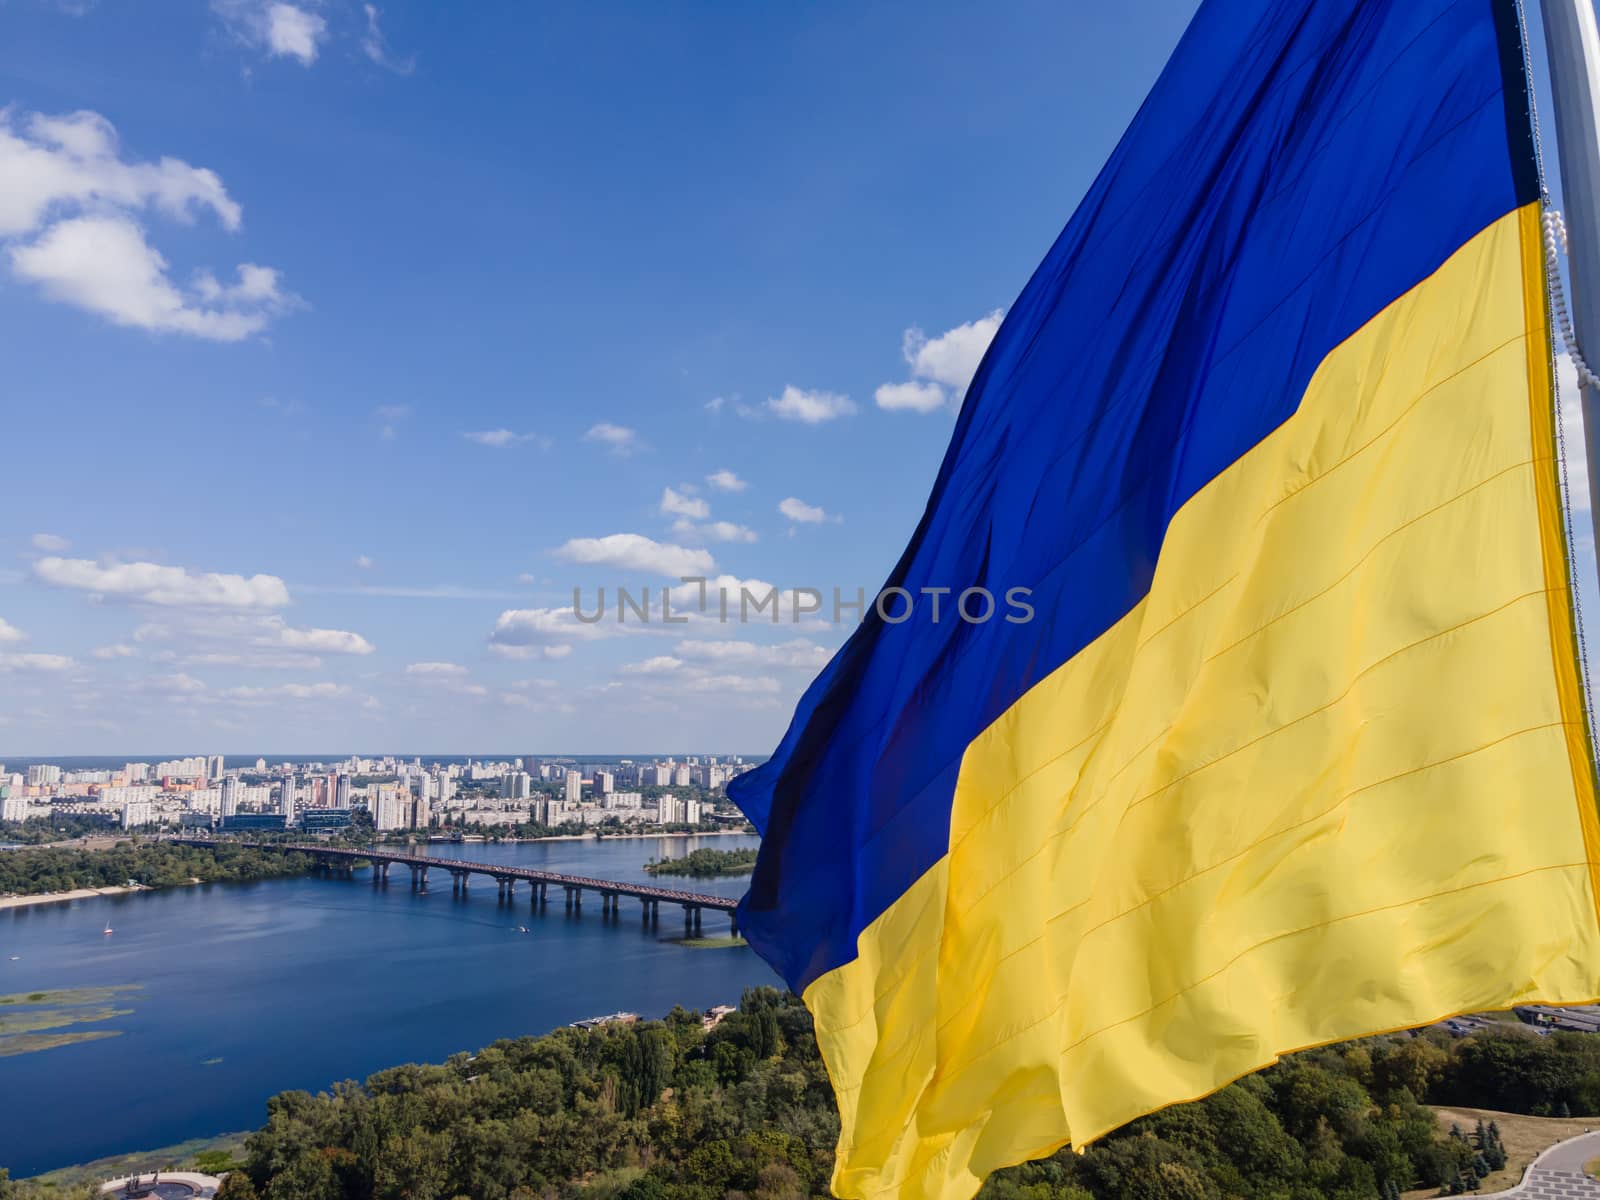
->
[102, 924, 113, 936]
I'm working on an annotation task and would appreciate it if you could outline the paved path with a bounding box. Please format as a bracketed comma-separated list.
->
[1480, 1131, 1600, 1198]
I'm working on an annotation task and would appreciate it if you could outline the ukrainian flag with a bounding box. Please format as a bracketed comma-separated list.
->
[729, 1, 1600, 1197]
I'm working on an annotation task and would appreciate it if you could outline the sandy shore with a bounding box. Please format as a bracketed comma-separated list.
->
[0, 885, 147, 911]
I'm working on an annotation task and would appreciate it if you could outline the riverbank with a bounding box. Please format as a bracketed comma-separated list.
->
[0, 884, 150, 911]
[414, 828, 756, 846]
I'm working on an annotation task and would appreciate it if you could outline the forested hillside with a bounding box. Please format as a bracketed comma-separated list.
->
[0, 841, 313, 896]
[6, 990, 1593, 1200]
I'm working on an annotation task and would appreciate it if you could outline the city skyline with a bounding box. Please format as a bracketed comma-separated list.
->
[1, 750, 754, 832]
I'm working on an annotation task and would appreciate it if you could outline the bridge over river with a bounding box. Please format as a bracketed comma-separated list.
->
[174, 839, 741, 935]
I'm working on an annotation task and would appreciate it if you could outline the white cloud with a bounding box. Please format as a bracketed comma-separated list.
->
[406, 661, 467, 676]
[584, 422, 640, 455]
[675, 638, 830, 669]
[129, 612, 371, 666]
[222, 681, 349, 703]
[875, 380, 947, 414]
[0, 109, 240, 237]
[706, 469, 747, 492]
[264, 3, 325, 62]
[464, 429, 546, 448]
[685, 672, 780, 695]
[613, 652, 783, 699]
[213, 1, 327, 65]
[31, 532, 70, 552]
[92, 643, 138, 659]
[778, 497, 827, 524]
[622, 655, 685, 675]
[704, 396, 727, 414]
[660, 486, 709, 520]
[554, 533, 714, 576]
[702, 521, 758, 544]
[877, 310, 1004, 415]
[489, 607, 612, 656]
[355, 555, 375, 570]
[0, 109, 294, 339]
[903, 310, 1004, 393]
[181, 650, 320, 670]
[0, 652, 75, 673]
[766, 385, 856, 424]
[34, 556, 291, 609]
[142, 672, 207, 694]
[360, 4, 415, 74]
[0, 618, 24, 643]
[11, 217, 295, 341]
[275, 624, 375, 655]
[490, 642, 575, 661]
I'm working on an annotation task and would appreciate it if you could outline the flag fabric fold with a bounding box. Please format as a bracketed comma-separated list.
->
[729, 3, 1600, 1199]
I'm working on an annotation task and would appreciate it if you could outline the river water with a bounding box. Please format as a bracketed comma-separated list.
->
[0, 834, 775, 1177]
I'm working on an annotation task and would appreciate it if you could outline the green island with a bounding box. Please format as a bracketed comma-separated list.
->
[0, 841, 318, 898]
[0, 985, 141, 1060]
[9, 989, 1600, 1200]
[644, 848, 758, 878]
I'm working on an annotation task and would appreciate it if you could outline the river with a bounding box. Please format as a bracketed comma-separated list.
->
[0, 834, 775, 1177]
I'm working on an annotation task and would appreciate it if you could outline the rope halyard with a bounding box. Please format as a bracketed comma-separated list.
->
[1545, 207, 1600, 390]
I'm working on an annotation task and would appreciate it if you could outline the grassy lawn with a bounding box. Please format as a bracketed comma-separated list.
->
[1399, 1107, 1600, 1198]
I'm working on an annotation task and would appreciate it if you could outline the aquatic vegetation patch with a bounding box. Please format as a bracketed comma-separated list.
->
[0, 984, 140, 1057]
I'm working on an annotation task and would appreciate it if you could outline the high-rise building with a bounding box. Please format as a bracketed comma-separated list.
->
[280, 778, 297, 825]
[207, 754, 225, 780]
[255, 758, 267, 772]
[375, 788, 405, 831]
[594, 771, 614, 796]
[656, 795, 704, 825]
[564, 770, 583, 804]
[503, 772, 531, 800]
[220, 776, 240, 818]
[336, 774, 352, 809]
[535, 797, 572, 826]
[697, 764, 730, 790]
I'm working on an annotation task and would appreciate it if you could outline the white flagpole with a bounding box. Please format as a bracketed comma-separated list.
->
[1539, 0, 1600, 557]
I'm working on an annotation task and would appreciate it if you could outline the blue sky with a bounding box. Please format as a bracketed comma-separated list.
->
[1, 0, 1596, 757]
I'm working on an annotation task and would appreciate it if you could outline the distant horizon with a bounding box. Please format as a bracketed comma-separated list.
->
[0, 752, 770, 767]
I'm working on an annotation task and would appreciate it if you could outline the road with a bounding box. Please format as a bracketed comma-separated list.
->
[1481, 1131, 1600, 1198]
